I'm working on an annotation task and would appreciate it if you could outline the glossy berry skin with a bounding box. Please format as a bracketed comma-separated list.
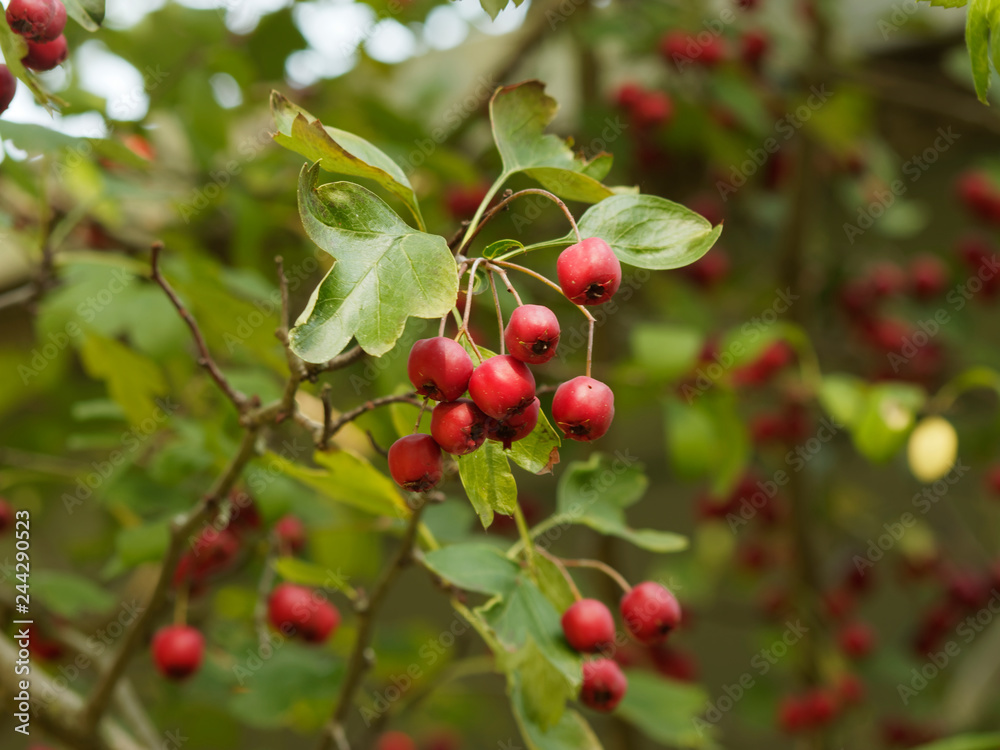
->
[0, 66, 16, 116]
[388, 434, 443, 492]
[562, 599, 616, 653]
[551, 377, 614, 442]
[407, 337, 474, 402]
[580, 658, 627, 712]
[6, 0, 63, 43]
[22, 34, 67, 71]
[468, 355, 536, 420]
[375, 731, 417, 750]
[275, 515, 306, 554]
[557, 238, 621, 306]
[486, 397, 539, 450]
[504, 305, 561, 364]
[151, 625, 204, 681]
[268, 583, 340, 644]
[431, 399, 487, 455]
[0, 498, 13, 534]
[620, 582, 681, 645]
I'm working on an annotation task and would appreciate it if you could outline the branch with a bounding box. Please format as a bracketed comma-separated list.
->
[306, 345, 366, 379]
[150, 242, 249, 413]
[80, 427, 261, 733]
[317, 501, 428, 750]
[299, 394, 424, 448]
[457, 188, 581, 256]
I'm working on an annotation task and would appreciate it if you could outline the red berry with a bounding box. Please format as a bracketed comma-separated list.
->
[737, 0, 760, 9]
[0, 66, 16, 116]
[838, 621, 876, 659]
[740, 29, 769, 69]
[172, 528, 241, 590]
[22, 34, 67, 71]
[407, 337, 474, 402]
[485, 397, 539, 450]
[375, 731, 416, 750]
[504, 304, 561, 364]
[986, 465, 1000, 496]
[802, 689, 837, 726]
[777, 695, 809, 733]
[551, 376, 614, 442]
[422, 729, 461, 750]
[267, 583, 340, 644]
[223, 489, 262, 534]
[659, 31, 725, 68]
[580, 658, 627, 712]
[957, 170, 1000, 221]
[632, 91, 673, 128]
[869, 261, 907, 298]
[27, 625, 63, 661]
[650, 644, 698, 682]
[388, 434, 443, 492]
[6, 0, 64, 42]
[431, 398, 487, 455]
[0, 498, 13, 534]
[556, 238, 621, 306]
[681, 249, 730, 287]
[836, 673, 865, 705]
[614, 82, 643, 109]
[468, 354, 536, 420]
[909, 255, 949, 300]
[151, 625, 204, 680]
[620, 582, 681, 645]
[444, 183, 489, 220]
[275, 515, 306, 554]
[561, 599, 616, 653]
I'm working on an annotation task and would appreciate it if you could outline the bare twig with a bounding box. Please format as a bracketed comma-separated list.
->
[458, 188, 581, 257]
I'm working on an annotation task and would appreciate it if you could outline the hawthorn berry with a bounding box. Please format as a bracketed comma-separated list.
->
[659, 31, 726, 68]
[431, 399, 488, 455]
[556, 237, 621, 306]
[27, 625, 64, 661]
[561, 599, 616, 653]
[468, 354, 536, 420]
[444, 183, 489, 220]
[740, 29, 769, 70]
[407, 337, 474, 402]
[485, 397, 539, 449]
[620, 581, 681, 645]
[986, 465, 1000, 496]
[613, 82, 643, 109]
[267, 583, 340, 644]
[504, 304, 560, 364]
[580, 658, 627, 712]
[6, 0, 65, 43]
[151, 625, 204, 680]
[275, 515, 306, 554]
[632, 91, 673, 129]
[909, 254, 949, 300]
[0, 66, 16, 116]
[172, 528, 241, 589]
[375, 731, 417, 750]
[956, 170, 1000, 222]
[551, 376, 614, 442]
[837, 621, 876, 659]
[22, 34, 68, 71]
[388, 434, 443, 492]
[0, 498, 13, 534]
[836, 673, 865, 706]
[650, 644, 699, 682]
[681, 249, 730, 287]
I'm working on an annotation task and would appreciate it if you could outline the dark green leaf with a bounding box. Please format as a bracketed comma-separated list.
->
[457, 441, 518, 528]
[289, 167, 458, 362]
[509, 672, 603, 750]
[423, 544, 521, 596]
[63, 0, 104, 30]
[32, 570, 117, 617]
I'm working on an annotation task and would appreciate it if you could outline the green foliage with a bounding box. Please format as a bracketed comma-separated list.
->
[616, 671, 716, 748]
[31, 570, 117, 617]
[457, 440, 518, 528]
[422, 543, 521, 596]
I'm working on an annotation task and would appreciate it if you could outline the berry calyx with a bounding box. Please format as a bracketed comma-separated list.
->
[580, 658, 627, 712]
[431, 399, 487, 455]
[468, 354, 536, 420]
[151, 625, 205, 680]
[0, 66, 16, 116]
[375, 731, 417, 750]
[267, 583, 340, 644]
[551, 376, 614, 442]
[275, 515, 306, 554]
[407, 337, 475, 402]
[556, 238, 622, 306]
[562, 599, 616, 653]
[5, 0, 64, 43]
[485, 397, 539, 449]
[388, 434, 443, 492]
[22, 34, 68, 71]
[504, 304, 561, 364]
[620, 581, 681, 645]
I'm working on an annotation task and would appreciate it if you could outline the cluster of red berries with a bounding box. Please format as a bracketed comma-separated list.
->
[559, 582, 681, 712]
[154, 490, 313, 681]
[2, 0, 69, 101]
[389, 238, 621, 493]
[777, 677, 865, 735]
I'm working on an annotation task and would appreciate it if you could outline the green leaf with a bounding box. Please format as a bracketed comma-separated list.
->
[921, 0, 967, 7]
[271, 92, 424, 229]
[457, 440, 518, 528]
[913, 735, 1000, 750]
[508, 638, 575, 731]
[664, 393, 749, 496]
[289, 167, 459, 363]
[616, 670, 716, 748]
[852, 382, 926, 464]
[269, 449, 409, 518]
[490, 80, 618, 203]
[480, 0, 528, 20]
[272, 558, 352, 593]
[555, 453, 688, 553]
[965, 0, 996, 103]
[819, 374, 867, 426]
[0, 122, 148, 167]
[630, 324, 703, 380]
[32, 570, 116, 617]
[423, 544, 521, 596]
[575, 194, 723, 269]
[532, 553, 577, 613]
[63, 0, 104, 31]
[114, 520, 170, 569]
[508, 407, 561, 475]
[509, 672, 603, 750]
[484, 239, 525, 259]
[78, 333, 168, 427]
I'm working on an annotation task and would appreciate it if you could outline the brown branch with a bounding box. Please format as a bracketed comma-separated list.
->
[150, 241, 249, 413]
[80, 427, 261, 733]
[317, 501, 427, 750]
[300, 394, 424, 448]
[306, 345, 366, 379]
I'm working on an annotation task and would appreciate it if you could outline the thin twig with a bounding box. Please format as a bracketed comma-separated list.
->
[150, 241, 249, 413]
[559, 556, 632, 594]
[491, 265, 523, 306]
[458, 188, 581, 256]
[320, 384, 335, 450]
[456, 259, 483, 361]
[536, 548, 583, 601]
[487, 270, 506, 355]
